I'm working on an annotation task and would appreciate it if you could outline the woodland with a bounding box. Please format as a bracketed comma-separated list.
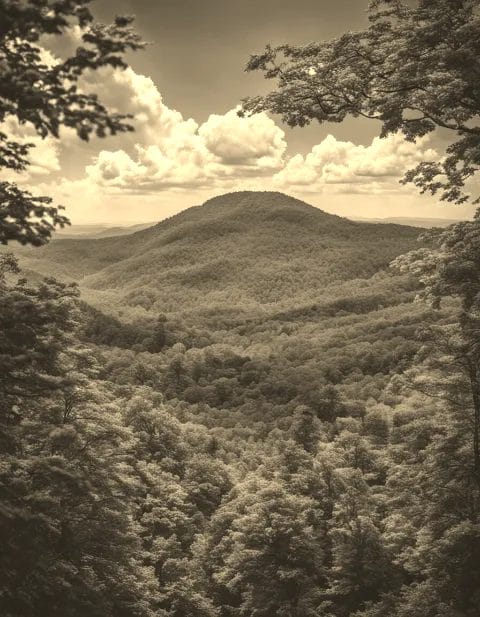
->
[1, 2, 480, 617]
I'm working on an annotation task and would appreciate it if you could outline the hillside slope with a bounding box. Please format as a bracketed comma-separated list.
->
[10, 190, 438, 439]
[15, 191, 422, 316]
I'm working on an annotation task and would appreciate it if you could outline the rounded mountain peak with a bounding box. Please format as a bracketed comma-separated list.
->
[202, 190, 322, 214]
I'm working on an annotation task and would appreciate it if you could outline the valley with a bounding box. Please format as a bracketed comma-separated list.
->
[3, 191, 474, 616]
[3, 0, 480, 613]
[10, 191, 438, 431]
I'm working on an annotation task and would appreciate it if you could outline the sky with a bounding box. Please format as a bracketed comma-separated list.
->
[10, 0, 476, 224]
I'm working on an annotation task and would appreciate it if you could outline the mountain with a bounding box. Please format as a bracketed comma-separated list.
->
[14, 192, 423, 320]
[9, 189, 436, 445]
[352, 215, 460, 228]
[55, 222, 155, 238]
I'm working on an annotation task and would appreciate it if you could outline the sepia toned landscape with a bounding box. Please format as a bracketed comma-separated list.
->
[1, 2, 480, 616]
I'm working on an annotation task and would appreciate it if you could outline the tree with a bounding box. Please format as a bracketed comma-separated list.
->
[361, 386, 480, 617]
[242, 0, 480, 204]
[0, 0, 144, 245]
[327, 470, 396, 616]
[289, 404, 322, 453]
[0, 253, 79, 447]
[0, 257, 159, 616]
[206, 478, 326, 617]
[0, 381, 159, 617]
[393, 217, 480, 486]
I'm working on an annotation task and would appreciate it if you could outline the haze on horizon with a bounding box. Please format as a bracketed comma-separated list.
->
[10, 0, 475, 225]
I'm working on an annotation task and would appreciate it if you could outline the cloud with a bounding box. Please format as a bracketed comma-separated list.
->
[82, 68, 187, 144]
[198, 107, 286, 168]
[273, 133, 438, 193]
[13, 63, 447, 223]
[79, 69, 286, 191]
[86, 143, 216, 191]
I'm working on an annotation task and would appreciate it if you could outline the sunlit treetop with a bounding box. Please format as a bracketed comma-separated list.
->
[242, 0, 480, 205]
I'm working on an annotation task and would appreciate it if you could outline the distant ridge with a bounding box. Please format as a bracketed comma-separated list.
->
[56, 192, 446, 239]
[352, 215, 462, 228]
[56, 222, 155, 238]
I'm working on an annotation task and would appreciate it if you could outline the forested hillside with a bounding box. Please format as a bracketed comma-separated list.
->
[15, 191, 421, 311]
[3, 0, 480, 613]
[4, 191, 479, 616]
[12, 191, 428, 427]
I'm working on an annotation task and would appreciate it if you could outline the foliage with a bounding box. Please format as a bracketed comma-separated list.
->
[4, 189, 480, 615]
[13, 191, 422, 313]
[0, 0, 143, 245]
[0, 254, 159, 616]
[242, 0, 480, 204]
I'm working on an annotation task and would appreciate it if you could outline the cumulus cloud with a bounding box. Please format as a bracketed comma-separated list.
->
[273, 133, 438, 193]
[79, 69, 286, 191]
[198, 107, 286, 168]
[83, 68, 187, 143]
[13, 62, 445, 223]
[86, 142, 216, 190]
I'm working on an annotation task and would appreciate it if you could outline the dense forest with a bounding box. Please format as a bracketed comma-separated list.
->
[2, 0, 480, 615]
[2, 190, 479, 616]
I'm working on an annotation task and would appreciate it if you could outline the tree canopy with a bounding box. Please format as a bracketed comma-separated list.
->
[242, 0, 480, 205]
[3, 1, 480, 615]
[0, 0, 144, 246]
